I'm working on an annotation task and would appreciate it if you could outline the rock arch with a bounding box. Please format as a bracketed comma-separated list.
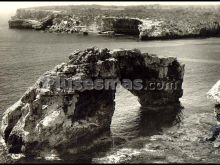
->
[0, 47, 184, 157]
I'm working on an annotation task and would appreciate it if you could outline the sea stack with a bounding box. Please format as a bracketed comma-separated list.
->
[0, 47, 185, 157]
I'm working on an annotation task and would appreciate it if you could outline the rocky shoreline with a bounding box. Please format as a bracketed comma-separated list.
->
[8, 8, 220, 40]
[207, 80, 220, 116]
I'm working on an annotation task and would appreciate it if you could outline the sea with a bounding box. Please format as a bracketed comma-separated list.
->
[1, 13, 220, 163]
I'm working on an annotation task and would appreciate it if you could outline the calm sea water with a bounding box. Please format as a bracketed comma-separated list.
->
[1, 14, 220, 163]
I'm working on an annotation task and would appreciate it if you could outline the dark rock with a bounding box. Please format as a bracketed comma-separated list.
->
[83, 31, 88, 35]
[101, 17, 142, 35]
[7, 134, 23, 153]
[8, 14, 54, 30]
[8, 19, 41, 29]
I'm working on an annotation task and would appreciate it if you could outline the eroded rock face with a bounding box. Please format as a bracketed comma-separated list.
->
[8, 8, 220, 40]
[111, 49, 184, 109]
[138, 19, 220, 40]
[0, 47, 184, 157]
[9, 9, 61, 30]
[8, 15, 54, 30]
[8, 9, 80, 32]
[207, 80, 220, 105]
[101, 17, 142, 35]
[8, 19, 41, 29]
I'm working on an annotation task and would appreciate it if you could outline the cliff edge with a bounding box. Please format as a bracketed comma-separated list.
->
[8, 7, 220, 40]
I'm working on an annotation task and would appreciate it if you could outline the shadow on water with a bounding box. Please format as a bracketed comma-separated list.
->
[137, 104, 183, 137]
[15, 104, 183, 164]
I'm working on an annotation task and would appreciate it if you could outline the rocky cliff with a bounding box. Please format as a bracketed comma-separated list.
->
[100, 17, 142, 35]
[139, 19, 220, 40]
[8, 9, 87, 33]
[8, 14, 55, 30]
[8, 8, 220, 40]
[0, 47, 184, 158]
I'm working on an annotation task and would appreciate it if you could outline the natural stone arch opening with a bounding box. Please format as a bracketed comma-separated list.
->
[111, 84, 140, 137]
[1, 47, 185, 158]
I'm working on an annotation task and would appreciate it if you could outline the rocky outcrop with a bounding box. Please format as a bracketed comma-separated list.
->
[207, 80, 220, 105]
[9, 9, 62, 30]
[139, 19, 220, 40]
[91, 16, 220, 40]
[9, 14, 54, 30]
[8, 14, 57, 31]
[207, 80, 220, 128]
[100, 17, 142, 35]
[0, 47, 184, 158]
[8, 19, 41, 29]
[93, 16, 220, 40]
[9, 12, 87, 33]
[47, 14, 84, 33]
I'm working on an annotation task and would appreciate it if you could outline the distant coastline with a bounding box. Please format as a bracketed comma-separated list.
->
[7, 5, 220, 40]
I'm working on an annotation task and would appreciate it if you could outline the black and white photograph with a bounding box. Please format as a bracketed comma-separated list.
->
[0, 0, 220, 163]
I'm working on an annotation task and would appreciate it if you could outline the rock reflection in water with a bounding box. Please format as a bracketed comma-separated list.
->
[92, 104, 184, 163]
[138, 104, 183, 137]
